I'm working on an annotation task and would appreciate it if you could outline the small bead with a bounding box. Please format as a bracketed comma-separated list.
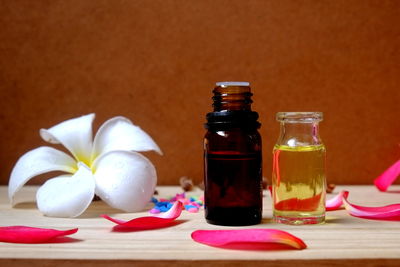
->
[155, 201, 168, 207]
[191, 202, 200, 208]
[187, 207, 199, 213]
[159, 206, 169, 212]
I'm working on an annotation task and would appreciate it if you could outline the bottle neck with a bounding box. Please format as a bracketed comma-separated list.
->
[212, 85, 253, 112]
[277, 122, 322, 147]
[205, 82, 260, 130]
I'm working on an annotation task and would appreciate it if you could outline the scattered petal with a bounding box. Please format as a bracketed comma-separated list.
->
[274, 193, 322, 212]
[102, 201, 183, 230]
[191, 229, 307, 250]
[0, 226, 78, 243]
[8, 146, 76, 206]
[149, 208, 161, 214]
[92, 116, 162, 161]
[326, 191, 345, 211]
[155, 201, 183, 219]
[94, 151, 157, 212]
[36, 163, 95, 217]
[374, 159, 400, 192]
[342, 191, 400, 220]
[40, 114, 95, 165]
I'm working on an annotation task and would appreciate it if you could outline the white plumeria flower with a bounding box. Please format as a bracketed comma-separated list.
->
[8, 114, 162, 218]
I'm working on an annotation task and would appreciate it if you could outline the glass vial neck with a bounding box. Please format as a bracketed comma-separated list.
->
[212, 81, 253, 112]
[276, 112, 323, 147]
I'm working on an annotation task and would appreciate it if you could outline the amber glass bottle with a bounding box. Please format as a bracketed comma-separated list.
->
[204, 82, 263, 226]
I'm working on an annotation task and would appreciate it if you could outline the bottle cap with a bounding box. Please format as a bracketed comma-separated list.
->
[215, 81, 250, 87]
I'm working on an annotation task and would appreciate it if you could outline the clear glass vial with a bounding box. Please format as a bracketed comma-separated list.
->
[272, 112, 326, 225]
[204, 82, 263, 226]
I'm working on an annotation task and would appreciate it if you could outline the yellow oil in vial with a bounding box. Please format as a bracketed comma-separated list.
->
[272, 144, 326, 225]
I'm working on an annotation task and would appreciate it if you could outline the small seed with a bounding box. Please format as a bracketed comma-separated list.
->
[197, 181, 205, 191]
[326, 183, 336, 193]
[262, 177, 268, 189]
[179, 176, 194, 191]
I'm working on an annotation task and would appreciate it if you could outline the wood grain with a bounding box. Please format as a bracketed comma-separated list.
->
[1, 185, 400, 266]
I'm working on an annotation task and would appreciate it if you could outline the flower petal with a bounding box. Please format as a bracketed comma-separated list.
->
[40, 114, 95, 164]
[274, 193, 322, 212]
[191, 229, 307, 250]
[92, 116, 162, 161]
[374, 159, 400, 192]
[36, 163, 95, 217]
[8, 146, 76, 206]
[155, 201, 183, 219]
[326, 191, 345, 211]
[93, 151, 157, 212]
[0, 226, 78, 243]
[101, 201, 183, 230]
[342, 191, 400, 220]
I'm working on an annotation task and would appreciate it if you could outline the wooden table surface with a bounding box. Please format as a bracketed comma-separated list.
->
[0, 185, 399, 266]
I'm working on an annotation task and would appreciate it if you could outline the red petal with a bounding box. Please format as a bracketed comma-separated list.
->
[101, 201, 183, 230]
[374, 159, 400, 192]
[343, 191, 400, 220]
[0, 226, 78, 243]
[274, 193, 322, 211]
[191, 229, 307, 250]
[273, 150, 281, 186]
[326, 191, 345, 211]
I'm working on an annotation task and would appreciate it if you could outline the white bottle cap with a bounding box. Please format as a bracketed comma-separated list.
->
[215, 81, 250, 87]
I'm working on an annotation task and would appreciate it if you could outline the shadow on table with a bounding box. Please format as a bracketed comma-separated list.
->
[325, 217, 348, 224]
[13, 202, 37, 209]
[43, 237, 84, 244]
[13, 201, 157, 220]
[385, 189, 400, 194]
[262, 216, 348, 225]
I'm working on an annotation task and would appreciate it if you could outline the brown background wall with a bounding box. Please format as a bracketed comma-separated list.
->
[0, 0, 399, 186]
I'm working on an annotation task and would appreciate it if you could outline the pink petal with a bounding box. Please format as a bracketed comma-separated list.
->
[273, 150, 281, 186]
[100, 215, 127, 225]
[342, 191, 400, 220]
[326, 191, 345, 211]
[191, 229, 307, 250]
[101, 201, 183, 230]
[0, 226, 78, 243]
[374, 159, 400, 192]
[155, 201, 183, 219]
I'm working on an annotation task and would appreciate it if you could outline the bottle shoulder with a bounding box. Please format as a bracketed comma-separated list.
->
[204, 129, 262, 153]
[205, 129, 261, 139]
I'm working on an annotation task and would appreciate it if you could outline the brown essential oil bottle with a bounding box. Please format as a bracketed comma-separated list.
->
[203, 81, 263, 226]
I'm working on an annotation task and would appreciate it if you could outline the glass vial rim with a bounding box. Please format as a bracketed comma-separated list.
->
[276, 112, 323, 123]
